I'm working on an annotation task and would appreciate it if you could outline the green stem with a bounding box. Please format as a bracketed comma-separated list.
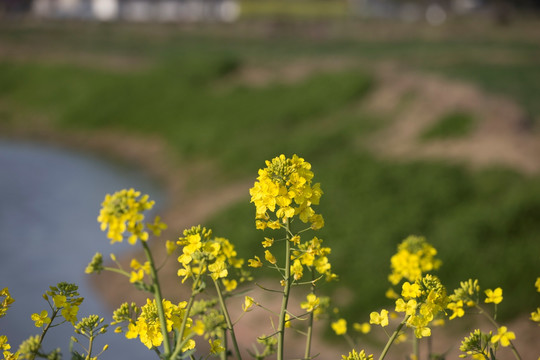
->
[304, 270, 315, 360]
[413, 336, 419, 360]
[214, 279, 243, 360]
[171, 276, 201, 360]
[277, 219, 292, 360]
[378, 316, 408, 360]
[29, 309, 59, 360]
[142, 241, 171, 357]
[103, 266, 131, 277]
[474, 305, 522, 360]
[220, 331, 227, 360]
[85, 336, 94, 360]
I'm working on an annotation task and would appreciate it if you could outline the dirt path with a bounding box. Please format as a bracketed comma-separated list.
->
[364, 62, 540, 174]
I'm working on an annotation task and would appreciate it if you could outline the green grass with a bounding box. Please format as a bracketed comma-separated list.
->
[1, 21, 539, 322]
[207, 154, 540, 321]
[421, 111, 476, 140]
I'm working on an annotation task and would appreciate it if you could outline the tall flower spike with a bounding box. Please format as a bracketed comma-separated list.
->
[250, 154, 324, 229]
[98, 189, 155, 245]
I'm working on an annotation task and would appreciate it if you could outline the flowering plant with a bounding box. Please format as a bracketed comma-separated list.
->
[1, 154, 538, 360]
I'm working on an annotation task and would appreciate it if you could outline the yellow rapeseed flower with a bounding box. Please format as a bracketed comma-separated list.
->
[491, 326, 515, 347]
[369, 310, 389, 327]
[248, 256, 263, 268]
[61, 303, 79, 324]
[353, 322, 371, 334]
[342, 349, 373, 360]
[332, 318, 347, 335]
[402, 282, 421, 299]
[530, 308, 540, 323]
[31, 310, 51, 328]
[264, 250, 277, 265]
[484, 288, 503, 305]
[243, 296, 255, 312]
[300, 293, 320, 313]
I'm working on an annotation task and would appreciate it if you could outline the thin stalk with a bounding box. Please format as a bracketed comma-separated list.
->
[303, 270, 315, 360]
[378, 316, 409, 360]
[171, 273, 203, 360]
[277, 219, 292, 360]
[474, 305, 522, 360]
[85, 336, 94, 360]
[304, 312, 314, 360]
[220, 331, 227, 360]
[29, 309, 59, 360]
[214, 279, 243, 360]
[142, 241, 171, 357]
[413, 336, 419, 360]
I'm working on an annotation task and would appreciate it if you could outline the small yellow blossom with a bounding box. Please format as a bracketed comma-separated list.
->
[530, 308, 540, 322]
[332, 318, 347, 335]
[248, 256, 263, 268]
[385, 288, 399, 299]
[53, 295, 67, 308]
[341, 349, 373, 360]
[395, 298, 417, 316]
[61, 303, 79, 324]
[285, 313, 291, 328]
[262, 237, 274, 248]
[264, 250, 277, 265]
[147, 216, 167, 236]
[484, 288, 503, 304]
[209, 339, 225, 354]
[402, 282, 421, 299]
[130, 269, 144, 283]
[447, 301, 465, 320]
[31, 310, 50, 328]
[192, 320, 205, 336]
[222, 279, 237, 292]
[300, 293, 320, 313]
[291, 259, 303, 281]
[165, 240, 177, 255]
[535, 277, 540, 293]
[1, 288, 15, 319]
[353, 322, 371, 334]
[243, 296, 255, 312]
[369, 309, 389, 327]
[0, 335, 10, 351]
[491, 326, 515, 347]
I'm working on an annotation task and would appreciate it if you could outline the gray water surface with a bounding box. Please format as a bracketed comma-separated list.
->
[0, 139, 166, 359]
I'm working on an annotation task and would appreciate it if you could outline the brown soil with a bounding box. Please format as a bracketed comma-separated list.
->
[2, 58, 539, 359]
[364, 62, 540, 175]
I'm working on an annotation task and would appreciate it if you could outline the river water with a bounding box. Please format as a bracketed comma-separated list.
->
[0, 139, 165, 359]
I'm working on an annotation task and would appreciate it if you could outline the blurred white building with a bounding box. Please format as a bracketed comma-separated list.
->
[31, 0, 240, 22]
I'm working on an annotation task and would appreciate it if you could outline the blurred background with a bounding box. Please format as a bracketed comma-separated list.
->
[0, 0, 539, 357]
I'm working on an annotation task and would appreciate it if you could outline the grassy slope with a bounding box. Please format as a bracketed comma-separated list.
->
[0, 21, 539, 321]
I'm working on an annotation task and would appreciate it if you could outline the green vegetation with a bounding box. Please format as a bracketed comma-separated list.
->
[421, 110, 476, 140]
[0, 21, 539, 322]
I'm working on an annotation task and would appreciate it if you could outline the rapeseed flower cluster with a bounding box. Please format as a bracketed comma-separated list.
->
[0, 287, 19, 360]
[388, 236, 441, 286]
[290, 236, 337, 282]
[97, 189, 164, 245]
[114, 299, 194, 351]
[249, 154, 323, 229]
[392, 274, 448, 338]
[176, 226, 247, 290]
[1, 289, 18, 360]
[459, 329, 493, 359]
[0, 288, 14, 319]
[341, 349, 374, 360]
